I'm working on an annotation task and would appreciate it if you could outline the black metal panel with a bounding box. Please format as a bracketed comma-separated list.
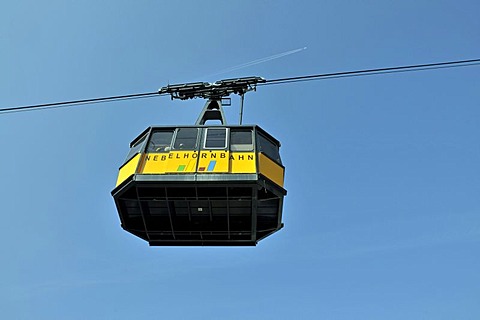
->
[112, 174, 284, 246]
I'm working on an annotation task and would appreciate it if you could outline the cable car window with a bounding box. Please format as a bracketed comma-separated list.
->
[230, 129, 253, 151]
[257, 133, 281, 164]
[147, 130, 174, 152]
[125, 134, 147, 161]
[204, 128, 227, 149]
[173, 128, 199, 150]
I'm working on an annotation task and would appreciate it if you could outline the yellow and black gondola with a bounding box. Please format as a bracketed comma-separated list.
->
[111, 77, 287, 246]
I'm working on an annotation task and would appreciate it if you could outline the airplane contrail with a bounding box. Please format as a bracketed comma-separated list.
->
[204, 47, 307, 79]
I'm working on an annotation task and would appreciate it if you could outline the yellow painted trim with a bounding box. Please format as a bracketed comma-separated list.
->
[230, 152, 256, 173]
[136, 151, 258, 175]
[258, 153, 284, 187]
[117, 150, 262, 180]
[116, 153, 141, 186]
[197, 150, 229, 173]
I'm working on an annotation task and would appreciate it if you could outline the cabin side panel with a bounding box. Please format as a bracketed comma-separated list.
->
[258, 153, 285, 188]
[116, 153, 141, 186]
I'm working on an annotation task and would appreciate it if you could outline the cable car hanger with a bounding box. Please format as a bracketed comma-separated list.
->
[159, 76, 265, 100]
[158, 76, 265, 125]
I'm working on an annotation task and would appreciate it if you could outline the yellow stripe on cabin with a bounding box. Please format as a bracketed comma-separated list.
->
[124, 151, 259, 176]
[258, 153, 284, 187]
[116, 153, 141, 186]
[230, 152, 256, 173]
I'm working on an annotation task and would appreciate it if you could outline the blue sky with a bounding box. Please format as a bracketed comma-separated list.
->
[1, 1, 479, 319]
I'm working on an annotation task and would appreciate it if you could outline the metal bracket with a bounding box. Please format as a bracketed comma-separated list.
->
[195, 99, 227, 125]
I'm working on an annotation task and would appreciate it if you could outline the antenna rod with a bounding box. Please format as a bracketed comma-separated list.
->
[239, 93, 245, 125]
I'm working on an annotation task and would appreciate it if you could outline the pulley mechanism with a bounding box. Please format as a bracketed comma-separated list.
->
[158, 76, 266, 125]
[158, 76, 265, 100]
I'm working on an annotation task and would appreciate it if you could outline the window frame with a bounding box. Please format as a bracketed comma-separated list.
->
[203, 127, 229, 150]
[256, 131, 282, 164]
[230, 128, 254, 152]
[147, 129, 175, 153]
[172, 128, 200, 150]
[125, 133, 148, 162]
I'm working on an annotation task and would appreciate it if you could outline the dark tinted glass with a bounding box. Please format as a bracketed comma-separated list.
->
[148, 130, 174, 152]
[205, 128, 227, 149]
[257, 133, 281, 164]
[125, 134, 147, 161]
[230, 129, 253, 151]
[174, 128, 198, 150]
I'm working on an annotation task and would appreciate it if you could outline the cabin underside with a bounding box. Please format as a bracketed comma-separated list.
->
[112, 174, 286, 246]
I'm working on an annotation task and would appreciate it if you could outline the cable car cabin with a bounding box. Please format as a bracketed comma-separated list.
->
[111, 124, 286, 246]
[111, 77, 286, 246]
